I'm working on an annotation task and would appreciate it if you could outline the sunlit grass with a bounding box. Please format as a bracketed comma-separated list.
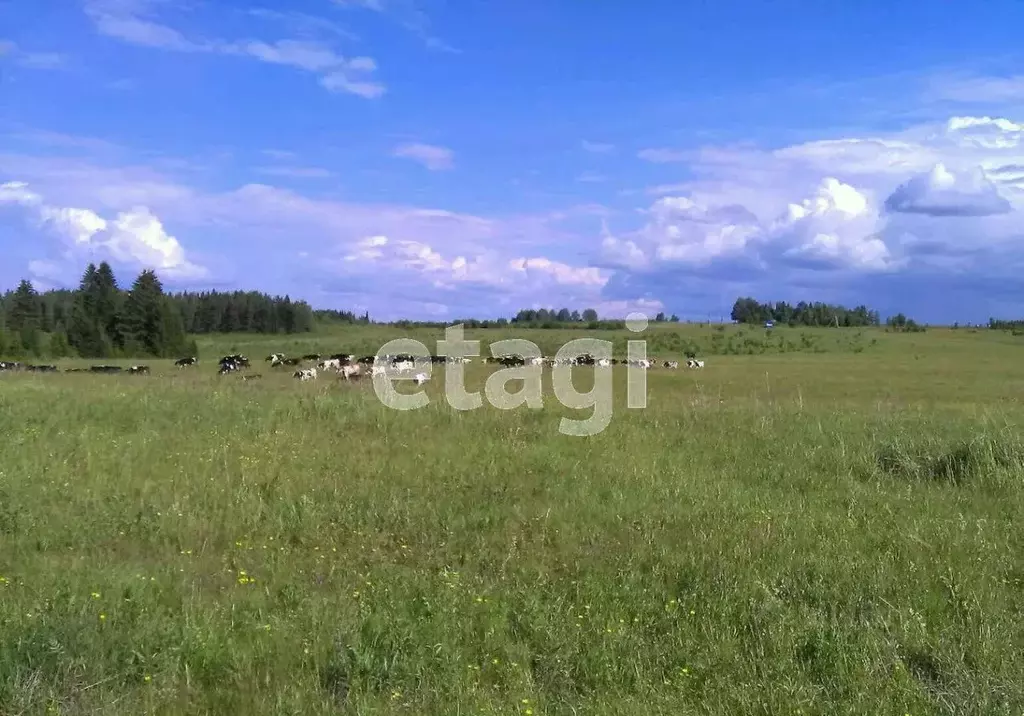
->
[1, 326, 1024, 714]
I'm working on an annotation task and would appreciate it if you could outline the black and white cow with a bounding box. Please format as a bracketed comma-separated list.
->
[175, 357, 198, 368]
[128, 365, 150, 374]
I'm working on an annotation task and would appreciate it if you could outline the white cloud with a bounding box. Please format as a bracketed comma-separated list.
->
[391, 143, 454, 170]
[507, 257, 607, 287]
[9, 109, 1024, 321]
[884, 163, 1012, 217]
[0, 180, 207, 281]
[82, 0, 385, 98]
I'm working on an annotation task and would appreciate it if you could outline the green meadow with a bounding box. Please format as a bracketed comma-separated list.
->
[2, 324, 1023, 715]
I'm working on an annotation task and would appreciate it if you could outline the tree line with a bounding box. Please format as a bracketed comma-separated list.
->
[0, 262, 318, 359]
[730, 297, 883, 327]
[988, 318, 1024, 331]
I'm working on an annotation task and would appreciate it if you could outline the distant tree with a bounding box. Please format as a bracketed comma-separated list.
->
[669, 314, 680, 322]
[67, 264, 109, 358]
[49, 325, 72, 358]
[581, 308, 598, 322]
[94, 261, 125, 349]
[122, 270, 170, 356]
[8, 279, 42, 354]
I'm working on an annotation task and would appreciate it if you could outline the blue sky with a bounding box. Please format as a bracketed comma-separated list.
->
[3, 0, 1024, 323]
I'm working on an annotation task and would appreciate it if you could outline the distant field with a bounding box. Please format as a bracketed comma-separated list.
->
[2, 325, 1024, 714]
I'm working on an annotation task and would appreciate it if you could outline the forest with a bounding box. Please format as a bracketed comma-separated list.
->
[0, 262, 319, 359]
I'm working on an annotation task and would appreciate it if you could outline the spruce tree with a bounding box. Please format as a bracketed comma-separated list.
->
[122, 270, 166, 356]
[8, 279, 42, 355]
[67, 264, 106, 358]
[94, 262, 124, 350]
[160, 298, 189, 357]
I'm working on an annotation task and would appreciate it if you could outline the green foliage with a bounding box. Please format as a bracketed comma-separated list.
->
[731, 296, 881, 327]
[2, 263, 320, 359]
[885, 312, 926, 333]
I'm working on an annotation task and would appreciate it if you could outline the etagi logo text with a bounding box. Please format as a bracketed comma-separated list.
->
[370, 314, 652, 437]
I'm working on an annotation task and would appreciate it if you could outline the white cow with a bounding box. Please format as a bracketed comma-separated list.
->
[413, 372, 429, 386]
[320, 358, 342, 371]
[294, 368, 318, 381]
[340, 364, 361, 380]
[596, 358, 611, 367]
[393, 360, 414, 372]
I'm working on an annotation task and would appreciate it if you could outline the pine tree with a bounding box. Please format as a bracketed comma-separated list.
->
[67, 264, 107, 358]
[122, 269, 167, 357]
[160, 298, 189, 357]
[94, 262, 125, 350]
[8, 279, 42, 355]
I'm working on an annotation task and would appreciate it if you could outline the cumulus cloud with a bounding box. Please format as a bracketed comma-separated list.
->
[620, 113, 1024, 283]
[8, 109, 1024, 321]
[884, 163, 1012, 217]
[0, 180, 207, 281]
[391, 143, 454, 170]
[338, 234, 606, 297]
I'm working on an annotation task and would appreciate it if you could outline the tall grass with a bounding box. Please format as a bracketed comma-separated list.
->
[1, 327, 1023, 714]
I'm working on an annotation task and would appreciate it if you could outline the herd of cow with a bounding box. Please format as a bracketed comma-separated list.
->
[1, 352, 706, 381]
[0, 361, 151, 375]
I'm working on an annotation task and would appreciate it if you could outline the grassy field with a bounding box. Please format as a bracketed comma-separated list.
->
[2, 325, 1024, 714]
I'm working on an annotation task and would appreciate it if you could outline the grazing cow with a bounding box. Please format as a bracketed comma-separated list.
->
[0, 361, 20, 371]
[27, 364, 58, 372]
[340, 364, 361, 380]
[329, 353, 355, 364]
[370, 365, 387, 377]
[413, 372, 429, 386]
[664, 360, 679, 369]
[686, 359, 705, 369]
[294, 367, 317, 381]
[90, 365, 123, 374]
[596, 358, 611, 367]
[128, 365, 150, 374]
[266, 353, 285, 366]
[175, 357, 198, 368]
[219, 362, 240, 375]
[319, 358, 342, 371]
[302, 353, 321, 361]
[220, 354, 249, 367]
[393, 360, 414, 372]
